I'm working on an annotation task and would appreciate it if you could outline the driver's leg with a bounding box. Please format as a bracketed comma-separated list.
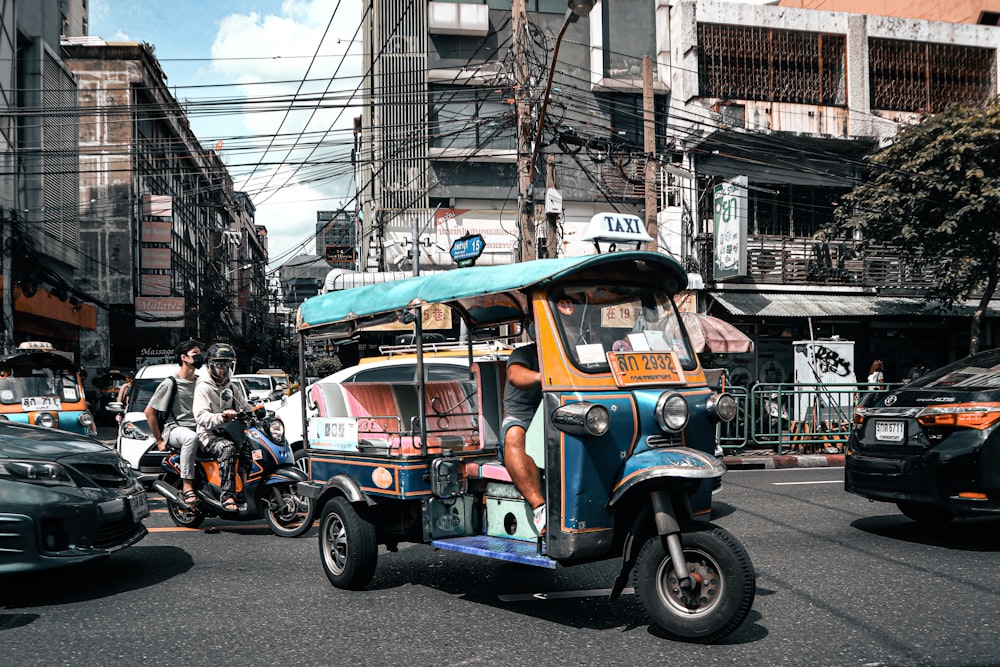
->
[171, 426, 199, 494]
[202, 437, 238, 502]
[502, 424, 544, 509]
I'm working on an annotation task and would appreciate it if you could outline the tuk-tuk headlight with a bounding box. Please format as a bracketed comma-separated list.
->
[552, 402, 610, 436]
[268, 419, 286, 443]
[36, 412, 56, 429]
[78, 412, 94, 428]
[655, 392, 688, 433]
[706, 393, 738, 422]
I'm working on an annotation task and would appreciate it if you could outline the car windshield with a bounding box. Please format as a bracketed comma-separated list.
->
[549, 283, 696, 374]
[130, 377, 167, 414]
[911, 349, 1000, 390]
[240, 377, 272, 391]
[0, 368, 80, 404]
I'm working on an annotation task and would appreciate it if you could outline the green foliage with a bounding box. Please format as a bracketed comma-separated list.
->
[829, 98, 1000, 312]
[313, 355, 343, 378]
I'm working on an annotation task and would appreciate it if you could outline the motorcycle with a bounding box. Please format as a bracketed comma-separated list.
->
[152, 404, 315, 537]
[293, 249, 757, 643]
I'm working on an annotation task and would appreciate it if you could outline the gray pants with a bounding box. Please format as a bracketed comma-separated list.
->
[167, 426, 199, 481]
[200, 435, 239, 499]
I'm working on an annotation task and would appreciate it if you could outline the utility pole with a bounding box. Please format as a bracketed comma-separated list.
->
[545, 155, 559, 258]
[643, 54, 658, 251]
[513, 0, 534, 262]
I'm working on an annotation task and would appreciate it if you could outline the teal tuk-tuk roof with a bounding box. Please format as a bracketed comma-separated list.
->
[297, 251, 687, 338]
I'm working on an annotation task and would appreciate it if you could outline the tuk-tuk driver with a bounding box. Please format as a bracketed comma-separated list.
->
[501, 324, 545, 535]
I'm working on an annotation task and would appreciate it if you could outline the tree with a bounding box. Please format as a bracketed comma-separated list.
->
[828, 98, 1000, 354]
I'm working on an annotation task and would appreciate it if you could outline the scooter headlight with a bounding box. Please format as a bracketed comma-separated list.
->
[552, 402, 610, 436]
[706, 392, 738, 422]
[655, 392, 688, 433]
[36, 412, 56, 429]
[268, 418, 285, 443]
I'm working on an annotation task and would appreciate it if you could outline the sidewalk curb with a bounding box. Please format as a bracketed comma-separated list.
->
[723, 453, 846, 470]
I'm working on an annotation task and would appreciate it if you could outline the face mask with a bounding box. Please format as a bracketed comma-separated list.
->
[191, 353, 206, 369]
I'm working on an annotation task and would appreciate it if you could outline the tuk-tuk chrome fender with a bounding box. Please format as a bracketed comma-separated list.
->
[608, 447, 724, 507]
[298, 474, 373, 506]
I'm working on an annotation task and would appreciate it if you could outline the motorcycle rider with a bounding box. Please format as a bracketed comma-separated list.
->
[193, 343, 249, 511]
[145, 339, 205, 507]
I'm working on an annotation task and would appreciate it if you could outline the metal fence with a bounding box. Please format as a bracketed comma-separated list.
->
[718, 382, 898, 454]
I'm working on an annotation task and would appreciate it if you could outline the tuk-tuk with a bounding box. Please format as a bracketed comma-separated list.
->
[295, 250, 756, 643]
[0, 341, 95, 436]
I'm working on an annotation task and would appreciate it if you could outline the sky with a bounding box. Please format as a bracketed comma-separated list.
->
[88, 0, 365, 269]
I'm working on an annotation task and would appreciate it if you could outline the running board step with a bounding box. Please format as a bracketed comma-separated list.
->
[430, 535, 557, 569]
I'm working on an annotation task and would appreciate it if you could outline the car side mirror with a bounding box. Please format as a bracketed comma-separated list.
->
[107, 401, 125, 414]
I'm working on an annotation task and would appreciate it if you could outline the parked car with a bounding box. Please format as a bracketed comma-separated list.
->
[256, 368, 294, 395]
[846, 348, 1000, 523]
[0, 422, 148, 574]
[233, 373, 284, 403]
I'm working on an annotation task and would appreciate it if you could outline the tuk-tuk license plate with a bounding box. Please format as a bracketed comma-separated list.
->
[874, 420, 905, 443]
[607, 352, 684, 386]
[22, 396, 60, 411]
[128, 491, 149, 521]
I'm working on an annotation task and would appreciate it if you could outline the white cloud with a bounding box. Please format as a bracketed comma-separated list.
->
[205, 0, 364, 269]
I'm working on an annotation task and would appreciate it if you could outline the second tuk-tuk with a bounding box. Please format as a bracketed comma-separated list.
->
[295, 251, 756, 643]
[0, 341, 95, 436]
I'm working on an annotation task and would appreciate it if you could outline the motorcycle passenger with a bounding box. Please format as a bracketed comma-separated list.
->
[193, 343, 249, 511]
[145, 340, 205, 507]
[500, 326, 545, 535]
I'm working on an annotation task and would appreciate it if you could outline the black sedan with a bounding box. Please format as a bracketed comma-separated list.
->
[846, 348, 1000, 523]
[0, 422, 148, 574]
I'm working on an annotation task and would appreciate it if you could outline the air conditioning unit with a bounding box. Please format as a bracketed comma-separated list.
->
[428, 1, 489, 37]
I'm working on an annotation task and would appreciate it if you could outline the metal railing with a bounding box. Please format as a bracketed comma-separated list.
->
[718, 382, 899, 454]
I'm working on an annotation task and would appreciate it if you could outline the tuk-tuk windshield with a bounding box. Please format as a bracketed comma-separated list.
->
[0, 368, 81, 404]
[550, 284, 697, 374]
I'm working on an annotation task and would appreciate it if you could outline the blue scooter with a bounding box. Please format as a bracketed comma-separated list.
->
[153, 405, 315, 537]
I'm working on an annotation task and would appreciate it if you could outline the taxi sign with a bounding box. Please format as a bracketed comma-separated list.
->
[449, 234, 486, 265]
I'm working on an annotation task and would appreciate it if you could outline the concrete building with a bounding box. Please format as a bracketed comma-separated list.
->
[359, 0, 1000, 383]
[0, 0, 97, 361]
[62, 38, 269, 373]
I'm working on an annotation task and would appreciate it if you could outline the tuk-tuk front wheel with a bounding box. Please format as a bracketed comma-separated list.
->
[319, 496, 377, 590]
[634, 522, 755, 643]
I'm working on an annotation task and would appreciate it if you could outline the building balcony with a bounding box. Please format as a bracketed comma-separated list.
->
[694, 235, 938, 291]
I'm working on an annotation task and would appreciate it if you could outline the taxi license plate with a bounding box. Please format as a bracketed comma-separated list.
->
[874, 420, 905, 443]
[22, 396, 60, 411]
[128, 491, 149, 521]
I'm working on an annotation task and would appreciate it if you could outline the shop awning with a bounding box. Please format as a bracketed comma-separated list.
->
[709, 292, 978, 318]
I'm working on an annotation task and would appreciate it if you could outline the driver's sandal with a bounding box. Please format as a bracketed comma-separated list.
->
[221, 494, 238, 512]
[181, 489, 198, 508]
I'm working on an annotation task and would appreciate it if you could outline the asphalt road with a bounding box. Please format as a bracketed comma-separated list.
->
[3, 466, 999, 666]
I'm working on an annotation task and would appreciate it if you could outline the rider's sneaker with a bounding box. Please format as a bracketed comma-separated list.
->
[533, 504, 546, 535]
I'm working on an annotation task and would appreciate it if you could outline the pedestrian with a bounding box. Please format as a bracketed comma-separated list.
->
[904, 357, 929, 383]
[867, 359, 884, 388]
[116, 372, 133, 408]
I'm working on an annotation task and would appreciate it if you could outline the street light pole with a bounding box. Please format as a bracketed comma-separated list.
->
[516, 0, 596, 262]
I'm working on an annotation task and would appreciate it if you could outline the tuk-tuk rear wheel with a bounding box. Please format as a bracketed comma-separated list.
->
[319, 496, 377, 590]
[634, 522, 755, 643]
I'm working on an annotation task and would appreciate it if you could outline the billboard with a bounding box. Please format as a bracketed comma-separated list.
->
[713, 176, 748, 281]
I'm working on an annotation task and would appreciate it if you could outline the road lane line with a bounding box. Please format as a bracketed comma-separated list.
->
[771, 480, 842, 486]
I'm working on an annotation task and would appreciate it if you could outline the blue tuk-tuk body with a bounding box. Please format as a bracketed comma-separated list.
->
[295, 251, 755, 643]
